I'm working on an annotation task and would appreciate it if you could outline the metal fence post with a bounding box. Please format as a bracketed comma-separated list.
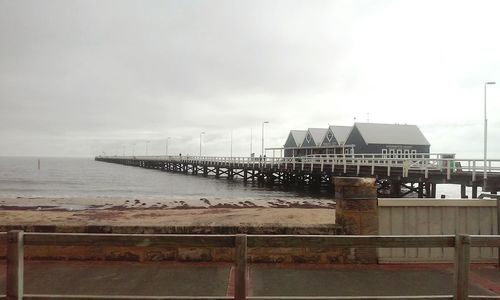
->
[454, 234, 471, 300]
[235, 234, 247, 300]
[7, 230, 24, 300]
[497, 197, 500, 268]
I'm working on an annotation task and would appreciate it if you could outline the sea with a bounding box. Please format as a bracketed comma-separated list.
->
[0, 157, 333, 209]
[0, 156, 481, 210]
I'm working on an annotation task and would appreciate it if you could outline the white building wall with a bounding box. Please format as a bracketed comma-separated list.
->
[378, 199, 498, 263]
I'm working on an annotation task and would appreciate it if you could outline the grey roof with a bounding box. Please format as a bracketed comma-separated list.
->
[329, 125, 352, 145]
[354, 123, 430, 146]
[290, 130, 307, 147]
[307, 128, 328, 146]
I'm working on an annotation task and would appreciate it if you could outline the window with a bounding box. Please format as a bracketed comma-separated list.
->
[327, 130, 333, 141]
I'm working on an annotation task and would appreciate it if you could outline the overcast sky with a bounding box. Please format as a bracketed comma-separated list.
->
[1, 0, 500, 158]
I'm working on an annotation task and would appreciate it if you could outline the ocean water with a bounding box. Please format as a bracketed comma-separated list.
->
[0, 157, 332, 208]
[0, 157, 476, 208]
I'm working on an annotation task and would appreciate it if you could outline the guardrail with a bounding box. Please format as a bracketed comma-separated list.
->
[1, 232, 499, 299]
[97, 154, 500, 182]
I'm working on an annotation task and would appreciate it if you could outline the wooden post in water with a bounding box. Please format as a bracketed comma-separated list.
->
[7, 230, 24, 300]
[417, 182, 424, 198]
[431, 183, 437, 198]
[235, 234, 247, 300]
[454, 234, 470, 300]
[389, 179, 401, 197]
[37, 159, 40, 170]
[472, 183, 478, 199]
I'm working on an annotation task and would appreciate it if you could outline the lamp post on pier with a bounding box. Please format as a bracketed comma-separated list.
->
[250, 128, 253, 157]
[146, 140, 150, 156]
[261, 121, 269, 157]
[166, 137, 171, 157]
[484, 81, 496, 190]
[199, 132, 205, 156]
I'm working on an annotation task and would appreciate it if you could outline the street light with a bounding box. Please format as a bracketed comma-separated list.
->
[261, 121, 269, 157]
[484, 81, 496, 190]
[166, 137, 171, 157]
[146, 140, 150, 156]
[199, 132, 205, 156]
[250, 128, 253, 157]
[230, 130, 233, 158]
[132, 143, 136, 156]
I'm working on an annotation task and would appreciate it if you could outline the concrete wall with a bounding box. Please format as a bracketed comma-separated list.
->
[378, 198, 498, 263]
[0, 224, 344, 264]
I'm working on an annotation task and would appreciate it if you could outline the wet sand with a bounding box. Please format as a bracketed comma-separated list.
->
[0, 196, 335, 210]
[0, 197, 335, 227]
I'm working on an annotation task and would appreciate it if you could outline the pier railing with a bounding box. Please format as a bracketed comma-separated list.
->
[1, 231, 499, 299]
[99, 154, 500, 181]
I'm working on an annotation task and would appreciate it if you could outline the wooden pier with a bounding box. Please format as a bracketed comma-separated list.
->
[95, 154, 500, 198]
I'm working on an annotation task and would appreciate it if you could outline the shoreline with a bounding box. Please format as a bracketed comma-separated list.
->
[0, 196, 335, 211]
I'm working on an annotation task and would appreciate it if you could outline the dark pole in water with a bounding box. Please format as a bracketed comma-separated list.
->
[37, 159, 40, 170]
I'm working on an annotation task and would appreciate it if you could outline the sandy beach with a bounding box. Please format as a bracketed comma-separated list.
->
[0, 196, 335, 228]
[0, 207, 335, 227]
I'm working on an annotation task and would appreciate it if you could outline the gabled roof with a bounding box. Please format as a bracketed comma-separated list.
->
[354, 123, 430, 146]
[291, 130, 307, 146]
[305, 128, 328, 146]
[285, 130, 307, 147]
[329, 125, 352, 145]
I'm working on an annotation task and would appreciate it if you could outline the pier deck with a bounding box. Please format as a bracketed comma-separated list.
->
[95, 154, 500, 198]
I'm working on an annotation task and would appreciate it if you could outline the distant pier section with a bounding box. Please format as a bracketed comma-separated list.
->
[95, 153, 500, 198]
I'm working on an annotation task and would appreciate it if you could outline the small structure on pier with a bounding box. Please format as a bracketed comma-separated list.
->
[345, 122, 430, 155]
[301, 128, 328, 151]
[283, 126, 354, 157]
[283, 122, 430, 157]
[321, 125, 352, 147]
[284, 130, 307, 157]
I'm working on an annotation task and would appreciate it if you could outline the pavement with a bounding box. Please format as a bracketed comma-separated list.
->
[1, 261, 499, 298]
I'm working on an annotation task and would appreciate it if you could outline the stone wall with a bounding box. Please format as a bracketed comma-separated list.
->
[0, 224, 346, 264]
[0, 245, 349, 264]
[334, 177, 379, 263]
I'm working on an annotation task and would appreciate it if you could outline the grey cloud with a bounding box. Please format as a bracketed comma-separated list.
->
[1, 0, 500, 157]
